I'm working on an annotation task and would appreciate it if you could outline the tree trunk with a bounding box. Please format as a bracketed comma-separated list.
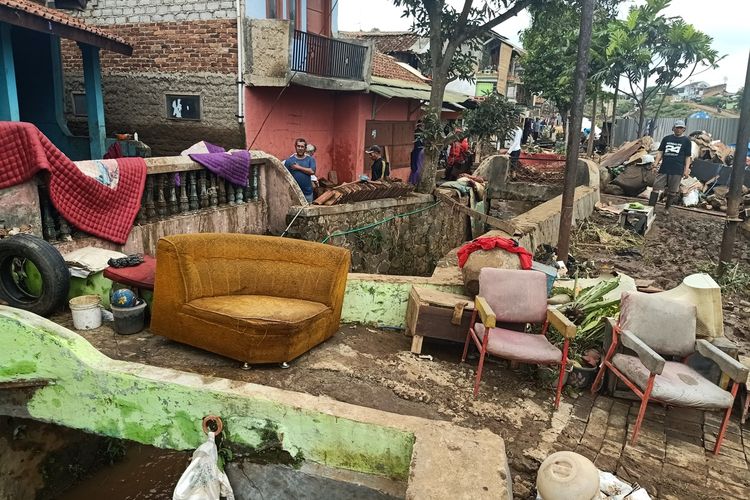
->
[609, 83, 619, 148]
[586, 89, 598, 157]
[416, 73, 449, 194]
[636, 73, 648, 138]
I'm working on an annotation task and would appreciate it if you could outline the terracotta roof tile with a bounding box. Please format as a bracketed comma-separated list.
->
[340, 31, 420, 54]
[0, 0, 130, 48]
[372, 52, 426, 85]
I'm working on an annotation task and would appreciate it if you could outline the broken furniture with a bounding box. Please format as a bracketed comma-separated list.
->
[461, 269, 576, 407]
[618, 204, 654, 236]
[656, 273, 724, 339]
[592, 292, 748, 454]
[405, 286, 474, 354]
[150, 233, 351, 365]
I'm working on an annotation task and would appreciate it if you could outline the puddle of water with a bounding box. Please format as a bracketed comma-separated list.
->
[57, 444, 189, 500]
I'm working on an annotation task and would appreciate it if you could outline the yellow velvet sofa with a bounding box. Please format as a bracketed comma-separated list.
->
[150, 233, 351, 364]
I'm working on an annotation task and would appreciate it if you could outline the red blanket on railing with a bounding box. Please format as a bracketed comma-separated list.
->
[0, 122, 147, 244]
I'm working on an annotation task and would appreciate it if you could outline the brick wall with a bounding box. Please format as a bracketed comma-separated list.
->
[67, 0, 237, 25]
[61, 20, 237, 74]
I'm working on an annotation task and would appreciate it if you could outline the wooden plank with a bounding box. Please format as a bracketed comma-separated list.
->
[412, 285, 474, 310]
[0, 379, 51, 390]
[410, 335, 424, 354]
[435, 191, 517, 235]
[414, 305, 471, 343]
[599, 139, 643, 169]
[405, 285, 421, 336]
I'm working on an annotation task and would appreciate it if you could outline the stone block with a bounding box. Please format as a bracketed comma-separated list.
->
[0, 181, 42, 237]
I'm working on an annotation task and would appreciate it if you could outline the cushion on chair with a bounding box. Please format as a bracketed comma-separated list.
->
[103, 255, 156, 290]
[619, 291, 696, 357]
[184, 295, 330, 334]
[475, 323, 562, 364]
[478, 268, 548, 324]
[612, 353, 734, 409]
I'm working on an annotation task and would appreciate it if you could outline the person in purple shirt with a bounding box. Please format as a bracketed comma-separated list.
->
[284, 138, 316, 203]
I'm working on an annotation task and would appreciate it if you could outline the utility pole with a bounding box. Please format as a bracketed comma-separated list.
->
[718, 51, 750, 273]
[556, 0, 596, 264]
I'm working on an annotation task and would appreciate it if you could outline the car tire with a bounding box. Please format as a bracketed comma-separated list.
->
[0, 234, 69, 317]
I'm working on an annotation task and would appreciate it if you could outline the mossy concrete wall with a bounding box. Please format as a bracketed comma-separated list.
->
[285, 194, 467, 276]
[0, 307, 512, 498]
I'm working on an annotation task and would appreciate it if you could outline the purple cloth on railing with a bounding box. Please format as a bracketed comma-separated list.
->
[188, 142, 251, 186]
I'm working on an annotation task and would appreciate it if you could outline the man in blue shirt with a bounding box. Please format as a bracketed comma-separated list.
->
[284, 138, 316, 203]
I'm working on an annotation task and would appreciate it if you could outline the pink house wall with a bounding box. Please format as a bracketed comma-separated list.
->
[245, 86, 422, 184]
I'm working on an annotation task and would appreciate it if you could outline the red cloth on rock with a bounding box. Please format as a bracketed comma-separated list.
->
[457, 237, 533, 269]
[0, 122, 146, 244]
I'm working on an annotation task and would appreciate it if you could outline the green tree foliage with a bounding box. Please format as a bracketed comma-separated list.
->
[520, 0, 621, 121]
[393, 0, 541, 192]
[464, 92, 519, 144]
[608, 0, 719, 136]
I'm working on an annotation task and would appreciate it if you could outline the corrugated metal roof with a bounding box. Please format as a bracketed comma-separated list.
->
[369, 76, 471, 104]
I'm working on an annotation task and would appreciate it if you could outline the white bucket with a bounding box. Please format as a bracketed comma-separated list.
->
[69, 295, 102, 330]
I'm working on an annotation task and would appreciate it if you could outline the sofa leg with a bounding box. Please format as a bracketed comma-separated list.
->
[280, 362, 290, 369]
[241, 362, 251, 371]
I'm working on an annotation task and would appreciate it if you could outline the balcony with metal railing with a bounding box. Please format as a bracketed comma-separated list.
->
[291, 29, 369, 81]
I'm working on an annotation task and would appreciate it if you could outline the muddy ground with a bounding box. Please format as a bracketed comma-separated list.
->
[10, 194, 750, 499]
[579, 195, 750, 356]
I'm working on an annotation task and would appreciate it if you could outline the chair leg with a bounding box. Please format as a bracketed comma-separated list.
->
[713, 382, 739, 455]
[473, 349, 487, 399]
[631, 374, 655, 445]
[554, 340, 569, 409]
[461, 328, 472, 363]
[591, 361, 607, 394]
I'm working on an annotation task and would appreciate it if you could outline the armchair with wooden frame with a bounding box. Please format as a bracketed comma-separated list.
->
[591, 291, 749, 454]
[461, 268, 576, 408]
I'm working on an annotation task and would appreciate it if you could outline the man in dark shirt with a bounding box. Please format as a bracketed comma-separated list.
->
[284, 138, 316, 202]
[652, 120, 692, 214]
[366, 145, 389, 181]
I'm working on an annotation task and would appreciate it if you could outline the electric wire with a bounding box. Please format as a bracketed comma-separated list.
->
[320, 201, 440, 243]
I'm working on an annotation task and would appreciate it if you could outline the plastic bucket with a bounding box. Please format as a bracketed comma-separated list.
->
[111, 301, 147, 335]
[69, 295, 102, 330]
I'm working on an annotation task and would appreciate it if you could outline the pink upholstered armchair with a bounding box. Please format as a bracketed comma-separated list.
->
[461, 268, 576, 407]
[592, 291, 749, 454]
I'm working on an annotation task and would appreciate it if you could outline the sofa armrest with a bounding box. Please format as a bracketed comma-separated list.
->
[696, 339, 749, 384]
[547, 306, 576, 339]
[621, 329, 665, 375]
[475, 296, 496, 328]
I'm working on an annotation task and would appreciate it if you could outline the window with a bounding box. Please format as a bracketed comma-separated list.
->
[165, 94, 201, 121]
[266, 0, 282, 18]
[267, 0, 302, 30]
[72, 92, 87, 117]
[365, 120, 417, 170]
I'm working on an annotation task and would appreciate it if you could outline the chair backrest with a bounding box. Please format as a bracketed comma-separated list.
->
[478, 268, 547, 324]
[619, 291, 696, 357]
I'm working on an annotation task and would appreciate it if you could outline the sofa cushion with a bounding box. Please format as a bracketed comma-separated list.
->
[612, 353, 733, 409]
[184, 295, 330, 334]
[475, 323, 562, 364]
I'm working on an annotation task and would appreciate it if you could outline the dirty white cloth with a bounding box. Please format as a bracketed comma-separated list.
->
[611, 354, 733, 409]
[537, 470, 652, 499]
[173, 432, 234, 500]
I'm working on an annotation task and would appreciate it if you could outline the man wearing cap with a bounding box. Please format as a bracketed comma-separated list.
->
[366, 145, 389, 181]
[652, 120, 692, 214]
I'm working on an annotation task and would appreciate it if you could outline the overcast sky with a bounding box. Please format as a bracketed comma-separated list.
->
[338, 0, 748, 92]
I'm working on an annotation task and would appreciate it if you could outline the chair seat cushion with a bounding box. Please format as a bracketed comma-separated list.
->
[184, 295, 330, 334]
[612, 354, 734, 409]
[103, 255, 156, 290]
[475, 323, 562, 364]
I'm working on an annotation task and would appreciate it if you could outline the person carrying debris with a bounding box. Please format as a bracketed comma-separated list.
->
[652, 120, 692, 215]
[284, 138, 316, 203]
[445, 130, 471, 181]
[366, 145, 389, 181]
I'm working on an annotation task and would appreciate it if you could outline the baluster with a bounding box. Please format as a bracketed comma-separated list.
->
[235, 182, 244, 204]
[243, 178, 252, 203]
[168, 176, 179, 215]
[252, 164, 260, 200]
[217, 177, 227, 206]
[226, 183, 235, 206]
[188, 171, 199, 211]
[156, 174, 168, 218]
[209, 173, 218, 207]
[145, 176, 156, 220]
[58, 216, 72, 241]
[179, 174, 189, 213]
[199, 171, 209, 208]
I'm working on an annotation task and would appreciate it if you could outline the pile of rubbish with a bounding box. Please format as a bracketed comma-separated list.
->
[600, 135, 749, 212]
[312, 179, 414, 205]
